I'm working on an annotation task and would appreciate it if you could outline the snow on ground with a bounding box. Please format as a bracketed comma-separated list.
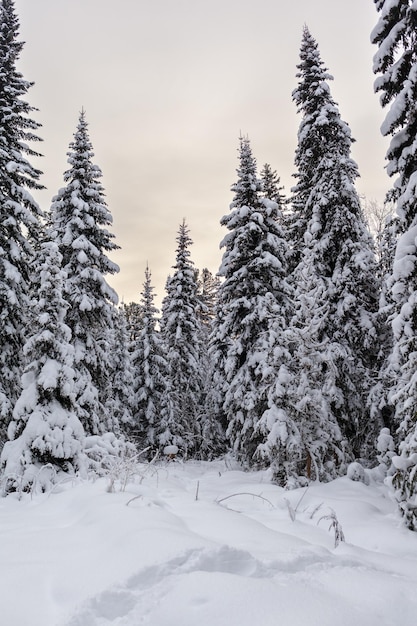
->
[1, 457, 417, 626]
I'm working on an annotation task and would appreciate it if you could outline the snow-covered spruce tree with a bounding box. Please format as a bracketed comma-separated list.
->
[50, 111, 120, 437]
[105, 306, 135, 441]
[369, 212, 399, 435]
[254, 174, 342, 486]
[289, 27, 380, 461]
[123, 301, 143, 344]
[254, 212, 345, 487]
[288, 27, 336, 272]
[372, 0, 417, 528]
[194, 268, 226, 459]
[196, 268, 220, 329]
[0, 0, 44, 445]
[160, 221, 204, 456]
[260, 163, 286, 211]
[131, 265, 172, 452]
[211, 136, 293, 466]
[1, 240, 85, 494]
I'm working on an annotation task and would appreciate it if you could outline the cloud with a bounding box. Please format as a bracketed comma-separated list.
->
[15, 0, 388, 305]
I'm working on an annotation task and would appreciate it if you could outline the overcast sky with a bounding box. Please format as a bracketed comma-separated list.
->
[14, 0, 388, 306]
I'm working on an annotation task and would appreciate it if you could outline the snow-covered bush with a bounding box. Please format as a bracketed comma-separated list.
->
[347, 461, 370, 485]
[376, 428, 395, 478]
[84, 433, 136, 479]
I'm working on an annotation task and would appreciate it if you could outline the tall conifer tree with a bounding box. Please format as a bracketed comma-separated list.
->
[161, 220, 203, 455]
[160, 221, 204, 456]
[211, 137, 292, 465]
[0, 0, 44, 443]
[289, 27, 334, 271]
[290, 27, 380, 461]
[50, 111, 120, 436]
[132, 265, 172, 451]
[194, 268, 225, 459]
[106, 307, 135, 439]
[372, 0, 417, 529]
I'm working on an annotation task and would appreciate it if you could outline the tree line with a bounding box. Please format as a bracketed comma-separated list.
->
[0, 0, 416, 531]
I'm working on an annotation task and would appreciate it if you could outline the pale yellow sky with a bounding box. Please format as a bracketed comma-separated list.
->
[15, 0, 389, 307]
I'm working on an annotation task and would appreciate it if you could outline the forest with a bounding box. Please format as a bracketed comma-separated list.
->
[0, 0, 417, 533]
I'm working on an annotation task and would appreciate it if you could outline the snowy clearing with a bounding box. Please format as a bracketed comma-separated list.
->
[1, 458, 417, 626]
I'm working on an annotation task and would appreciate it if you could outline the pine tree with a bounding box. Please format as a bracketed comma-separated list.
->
[50, 110, 120, 436]
[211, 136, 293, 466]
[160, 221, 204, 456]
[289, 27, 380, 461]
[1, 240, 85, 493]
[131, 265, 172, 452]
[0, 0, 44, 443]
[372, 0, 417, 529]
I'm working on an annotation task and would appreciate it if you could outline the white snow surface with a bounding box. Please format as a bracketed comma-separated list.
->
[1, 458, 417, 626]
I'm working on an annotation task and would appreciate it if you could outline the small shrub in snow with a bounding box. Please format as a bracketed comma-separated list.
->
[347, 462, 370, 485]
[105, 446, 155, 493]
[317, 508, 346, 548]
[284, 487, 309, 521]
[84, 433, 136, 479]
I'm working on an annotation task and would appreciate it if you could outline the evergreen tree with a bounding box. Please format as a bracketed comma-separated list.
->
[50, 110, 119, 436]
[290, 27, 380, 461]
[1, 241, 85, 493]
[372, 0, 417, 529]
[123, 301, 143, 344]
[106, 307, 135, 440]
[0, 0, 44, 443]
[254, 245, 344, 487]
[260, 163, 286, 210]
[369, 213, 399, 435]
[196, 268, 219, 329]
[288, 26, 335, 271]
[160, 221, 204, 456]
[131, 265, 172, 452]
[194, 268, 225, 459]
[211, 136, 293, 466]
